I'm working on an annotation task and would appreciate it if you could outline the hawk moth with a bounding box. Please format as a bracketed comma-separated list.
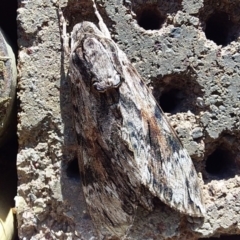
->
[62, 7, 205, 239]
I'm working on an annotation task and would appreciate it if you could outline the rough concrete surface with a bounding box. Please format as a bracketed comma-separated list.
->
[16, 0, 240, 239]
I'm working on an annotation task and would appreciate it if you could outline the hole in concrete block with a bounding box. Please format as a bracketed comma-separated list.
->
[205, 11, 232, 46]
[152, 74, 203, 114]
[66, 158, 80, 180]
[158, 88, 184, 113]
[63, 1, 113, 34]
[137, 8, 164, 30]
[62, 4, 97, 31]
[199, 1, 240, 47]
[130, 0, 182, 31]
[205, 147, 236, 178]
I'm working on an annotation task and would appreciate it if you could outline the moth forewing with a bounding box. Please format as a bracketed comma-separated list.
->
[69, 20, 205, 239]
[119, 54, 205, 217]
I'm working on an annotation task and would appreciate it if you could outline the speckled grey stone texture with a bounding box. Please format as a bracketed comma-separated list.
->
[17, 0, 240, 239]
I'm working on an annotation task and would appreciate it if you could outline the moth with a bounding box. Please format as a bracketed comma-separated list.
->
[61, 2, 205, 239]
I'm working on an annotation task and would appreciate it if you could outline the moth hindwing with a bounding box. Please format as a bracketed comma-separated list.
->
[69, 21, 205, 239]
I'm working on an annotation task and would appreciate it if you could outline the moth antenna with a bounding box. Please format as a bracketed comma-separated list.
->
[59, 8, 70, 56]
[92, 0, 111, 39]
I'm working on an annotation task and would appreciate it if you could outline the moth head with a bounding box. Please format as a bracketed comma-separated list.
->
[71, 22, 123, 93]
[82, 37, 122, 93]
[72, 21, 103, 43]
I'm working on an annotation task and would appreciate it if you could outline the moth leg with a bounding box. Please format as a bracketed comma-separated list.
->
[59, 9, 70, 56]
[92, 0, 111, 39]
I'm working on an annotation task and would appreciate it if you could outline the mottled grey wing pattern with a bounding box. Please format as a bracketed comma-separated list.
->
[117, 65, 205, 217]
[69, 22, 205, 239]
[70, 23, 139, 238]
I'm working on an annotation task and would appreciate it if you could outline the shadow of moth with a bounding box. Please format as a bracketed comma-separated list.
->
[61, 3, 205, 239]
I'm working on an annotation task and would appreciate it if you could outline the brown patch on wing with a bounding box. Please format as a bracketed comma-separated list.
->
[141, 108, 171, 160]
